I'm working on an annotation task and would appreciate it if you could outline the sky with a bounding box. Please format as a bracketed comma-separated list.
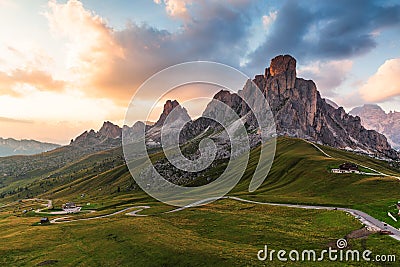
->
[0, 0, 399, 144]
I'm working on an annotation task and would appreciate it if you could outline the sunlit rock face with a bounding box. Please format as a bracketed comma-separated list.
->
[251, 54, 398, 159]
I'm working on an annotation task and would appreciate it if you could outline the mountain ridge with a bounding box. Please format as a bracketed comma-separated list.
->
[350, 104, 400, 150]
[66, 55, 398, 160]
[0, 137, 60, 157]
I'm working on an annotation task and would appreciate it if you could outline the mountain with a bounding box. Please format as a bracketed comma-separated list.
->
[123, 55, 398, 160]
[0, 138, 60, 157]
[146, 100, 192, 145]
[70, 121, 122, 149]
[350, 104, 400, 150]
[196, 55, 398, 159]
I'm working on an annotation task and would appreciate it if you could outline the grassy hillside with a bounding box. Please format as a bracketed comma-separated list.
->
[1, 137, 399, 266]
[233, 137, 400, 228]
[1, 198, 398, 266]
[2, 137, 399, 228]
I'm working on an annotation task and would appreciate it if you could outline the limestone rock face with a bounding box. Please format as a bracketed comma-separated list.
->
[269, 54, 297, 76]
[265, 54, 297, 90]
[249, 55, 398, 159]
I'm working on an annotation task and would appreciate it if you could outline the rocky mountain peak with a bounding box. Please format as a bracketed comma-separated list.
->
[71, 121, 122, 149]
[351, 104, 386, 117]
[251, 55, 398, 159]
[98, 121, 122, 139]
[269, 54, 297, 76]
[163, 100, 180, 116]
[263, 54, 297, 90]
[154, 100, 191, 127]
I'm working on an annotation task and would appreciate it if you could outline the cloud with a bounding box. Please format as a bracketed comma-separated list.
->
[262, 11, 277, 29]
[44, 0, 255, 105]
[44, 0, 124, 94]
[0, 69, 66, 96]
[154, 0, 193, 20]
[0, 116, 32, 124]
[247, 0, 400, 71]
[359, 58, 400, 102]
[298, 59, 353, 97]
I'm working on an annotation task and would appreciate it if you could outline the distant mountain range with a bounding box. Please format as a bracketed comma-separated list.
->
[70, 55, 399, 160]
[0, 138, 60, 157]
[350, 104, 400, 150]
[3, 55, 397, 163]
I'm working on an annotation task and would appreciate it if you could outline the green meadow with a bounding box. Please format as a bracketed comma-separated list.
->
[0, 137, 399, 266]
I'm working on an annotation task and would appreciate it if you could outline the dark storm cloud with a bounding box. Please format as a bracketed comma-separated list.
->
[247, 0, 400, 71]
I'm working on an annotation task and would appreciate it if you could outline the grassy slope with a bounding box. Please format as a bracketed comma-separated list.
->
[1, 137, 400, 266]
[0, 199, 398, 267]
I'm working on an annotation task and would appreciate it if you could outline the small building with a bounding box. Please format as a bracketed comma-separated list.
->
[62, 202, 81, 214]
[40, 217, 50, 224]
[339, 163, 359, 172]
[62, 202, 76, 210]
[332, 162, 360, 174]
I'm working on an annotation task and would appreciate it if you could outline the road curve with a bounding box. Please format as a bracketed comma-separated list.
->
[44, 195, 400, 241]
[168, 196, 400, 241]
[50, 206, 150, 223]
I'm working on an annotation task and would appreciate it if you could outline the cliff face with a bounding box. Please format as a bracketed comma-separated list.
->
[251, 55, 398, 159]
[350, 104, 400, 150]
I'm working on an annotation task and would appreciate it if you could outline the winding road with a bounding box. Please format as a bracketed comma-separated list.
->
[33, 195, 400, 241]
[2, 140, 398, 241]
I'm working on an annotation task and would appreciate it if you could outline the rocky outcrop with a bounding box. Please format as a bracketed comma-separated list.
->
[250, 54, 398, 159]
[154, 100, 191, 128]
[350, 104, 400, 150]
[98, 121, 122, 139]
[175, 54, 398, 159]
[71, 121, 122, 149]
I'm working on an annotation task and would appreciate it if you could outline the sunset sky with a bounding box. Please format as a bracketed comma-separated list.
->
[0, 0, 399, 144]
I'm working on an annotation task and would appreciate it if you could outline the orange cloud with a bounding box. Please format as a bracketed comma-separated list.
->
[0, 69, 65, 96]
[42, 0, 254, 107]
[44, 0, 125, 101]
[359, 58, 400, 102]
